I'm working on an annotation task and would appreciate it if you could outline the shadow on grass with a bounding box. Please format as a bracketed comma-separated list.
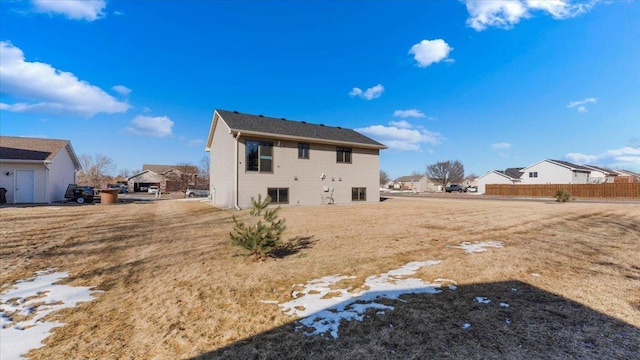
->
[272, 236, 317, 258]
[190, 280, 639, 359]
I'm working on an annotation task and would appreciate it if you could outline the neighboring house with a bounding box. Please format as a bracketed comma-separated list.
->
[614, 169, 640, 183]
[205, 109, 386, 208]
[477, 167, 523, 194]
[127, 164, 199, 192]
[393, 175, 440, 192]
[581, 165, 618, 183]
[0, 136, 80, 204]
[519, 159, 591, 184]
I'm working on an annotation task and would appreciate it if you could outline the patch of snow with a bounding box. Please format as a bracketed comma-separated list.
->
[0, 270, 102, 360]
[448, 241, 503, 253]
[448, 285, 458, 290]
[506, 319, 512, 324]
[273, 260, 444, 338]
[531, 273, 541, 277]
[462, 323, 471, 329]
[500, 302, 510, 308]
[258, 300, 279, 304]
[475, 296, 491, 304]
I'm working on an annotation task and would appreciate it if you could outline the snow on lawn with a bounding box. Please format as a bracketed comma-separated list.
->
[448, 241, 503, 253]
[265, 261, 448, 339]
[0, 269, 102, 360]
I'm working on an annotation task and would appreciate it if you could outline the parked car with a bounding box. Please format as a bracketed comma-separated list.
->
[108, 184, 128, 194]
[148, 186, 159, 194]
[64, 184, 94, 204]
[445, 184, 467, 193]
[467, 186, 478, 193]
[185, 189, 210, 197]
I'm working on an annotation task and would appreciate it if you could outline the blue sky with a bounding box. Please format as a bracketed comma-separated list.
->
[1, 0, 639, 179]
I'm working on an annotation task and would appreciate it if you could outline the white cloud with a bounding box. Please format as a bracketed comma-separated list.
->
[188, 139, 205, 147]
[349, 84, 384, 100]
[32, 0, 106, 21]
[0, 41, 129, 117]
[356, 121, 443, 152]
[112, 85, 131, 96]
[393, 109, 426, 118]
[463, 0, 598, 31]
[565, 146, 640, 169]
[125, 115, 174, 137]
[567, 97, 597, 112]
[491, 142, 512, 150]
[389, 120, 413, 129]
[409, 39, 453, 67]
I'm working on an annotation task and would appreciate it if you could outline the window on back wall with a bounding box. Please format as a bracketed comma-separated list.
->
[336, 147, 352, 163]
[298, 143, 309, 159]
[267, 188, 289, 204]
[352, 187, 366, 201]
[246, 140, 273, 173]
[529, 172, 538, 178]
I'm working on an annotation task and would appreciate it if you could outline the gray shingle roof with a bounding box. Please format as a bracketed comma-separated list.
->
[549, 159, 592, 172]
[216, 110, 386, 148]
[0, 136, 74, 163]
[504, 167, 524, 179]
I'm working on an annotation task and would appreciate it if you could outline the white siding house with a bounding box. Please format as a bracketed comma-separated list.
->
[0, 136, 80, 204]
[520, 159, 591, 184]
[205, 110, 387, 209]
[476, 168, 523, 194]
[582, 165, 617, 183]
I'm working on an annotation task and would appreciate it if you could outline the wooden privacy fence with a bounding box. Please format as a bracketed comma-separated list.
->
[485, 183, 640, 198]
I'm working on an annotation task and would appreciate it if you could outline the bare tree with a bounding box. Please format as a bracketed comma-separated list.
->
[426, 160, 464, 189]
[77, 154, 116, 188]
[464, 173, 478, 182]
[118, 168, 141, 178]
[199, 155, 210, 187]
[380, 170, 390, 186]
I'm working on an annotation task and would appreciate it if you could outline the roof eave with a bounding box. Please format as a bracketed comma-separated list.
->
[229, 128, 387, 150]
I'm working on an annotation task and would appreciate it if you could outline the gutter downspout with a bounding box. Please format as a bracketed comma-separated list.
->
[234, 132, 242, 210]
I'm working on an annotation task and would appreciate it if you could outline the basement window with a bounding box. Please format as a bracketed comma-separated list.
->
[267, 188, 289, 204]
[351, 187, 366, 201]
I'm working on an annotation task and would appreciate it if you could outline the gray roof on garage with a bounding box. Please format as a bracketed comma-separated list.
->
[0, 136, 79, 167]
[216, 110, 386, 148]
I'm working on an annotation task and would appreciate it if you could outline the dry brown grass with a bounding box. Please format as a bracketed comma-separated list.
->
[1, 196, 639, 359]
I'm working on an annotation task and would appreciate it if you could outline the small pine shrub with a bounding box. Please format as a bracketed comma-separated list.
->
[230, 194, 286, 260]
[555, 188, 571, 203]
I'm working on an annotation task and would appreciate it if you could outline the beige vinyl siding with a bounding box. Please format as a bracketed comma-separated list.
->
[209, 119, 237, 208]
[237, 137, 379, 208]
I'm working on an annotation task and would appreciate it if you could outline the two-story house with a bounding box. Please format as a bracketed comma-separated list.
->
[205, 110, 386, 208]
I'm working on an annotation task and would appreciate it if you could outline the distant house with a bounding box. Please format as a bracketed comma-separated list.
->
[613, 169, 640, 183]
[581, 165, 618, 183]
[519, 159, 591, 184]
[205, 110, 386, 208]
[0, 136, 80, 203]
[477, 167, 523, 194]
[393, 175, 440, 192]
[127, 164, 199, 192]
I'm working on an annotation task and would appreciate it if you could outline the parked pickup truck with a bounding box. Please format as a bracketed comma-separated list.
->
[185, 189, 210, 197]
[445, 184, 467, 193]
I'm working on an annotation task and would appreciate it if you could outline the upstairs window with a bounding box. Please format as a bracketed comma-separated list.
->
[529, 172, 538, 178]
[336, 147, 352, 163]
[246, 140, 273, 173]
[298, 143, 309, 159]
